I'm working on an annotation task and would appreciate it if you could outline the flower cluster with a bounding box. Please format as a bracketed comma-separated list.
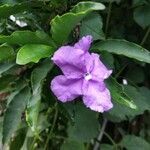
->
[50, 36, 113, 112]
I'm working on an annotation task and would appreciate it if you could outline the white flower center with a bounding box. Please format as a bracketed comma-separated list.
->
[84, 73, 92, 81]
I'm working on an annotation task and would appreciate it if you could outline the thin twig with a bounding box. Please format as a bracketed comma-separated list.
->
[105, 1, 112, 38]
[44, 104, 58, 150]
[140, 26, 150, 46]
[93, 118, 108, 150]
[104, 132, 116, 146]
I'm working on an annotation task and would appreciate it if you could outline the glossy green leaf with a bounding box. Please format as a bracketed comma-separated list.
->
[16, 44, 54, 65]
[134, 4, 150, 28]
[80, 13, 105, 40]
[92, 39, 150, 63]
[0, 44, 14, 62]
[2, 86, 31, 144]
[67, 102, 99, 142]
[51, 2, 105, 45]
[120, 135, 150, 150]
[0, 30, 55, 46]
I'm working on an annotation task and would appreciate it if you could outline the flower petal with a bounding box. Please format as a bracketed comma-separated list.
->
[51, 75, 83, 102]
[52, 46, 87, 79]
[74, 35, 93, 52]
[91, 53, 112, 80]
[83, 80, 113, 112]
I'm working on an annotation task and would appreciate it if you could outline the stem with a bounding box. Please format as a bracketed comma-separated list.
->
[115, 64, 128, 79]
[140, 26, 150, 46]
[30, 137, 37, 150]
[104, 132, 116, 146]
[93, 118, 108, 150]
[105, 1, 112, 38]
[44, 104, 58, 150]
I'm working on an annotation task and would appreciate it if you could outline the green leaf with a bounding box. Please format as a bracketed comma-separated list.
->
[0, 62, 15, 75]
[132, 0, 147, 6]
[99, 0, 121, 4]
[100, 52, 114, 69]
[139, 87, 150, 106]
[0, 3, 28, 19]
[26, 97, 41, 133]
[120, 135, 150, 150]
[0, 75, 16, 92]
[0, 30, 55, 46]
[0, 1, 43, 19]
[9, 127, 27, 150]
[80, 13, 105, 40]
[31, 59, 53, 94]
[134, 4, 150, 28]
[70, 1, 105, 13]
[92, 39, 150, 63]
[105, 85, 150, 122]
[125, 66, 145, 83]
[26, 60, 53, 133]
[0, 44, 14, 62]
[106, 77, 137, 109]
[2, 86, 31, 144]
[67, 102, 99, 142]
[101, 144, 115, 150]
[7, 79, 28, 105]
[51, 1, 105, 45]
[0, 117, 3, 143]
[61, 140, 85, 150]
[16, 44, 54, 65]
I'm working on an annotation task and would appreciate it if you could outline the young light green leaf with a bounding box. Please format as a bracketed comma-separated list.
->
[51, 2, 105, 45]
[80, 13, 105, 40]
[0, 44, 14, 62]
[2, 86, 31, 144]
[92, 39, 150, 63]
[16, 44, 54, 65]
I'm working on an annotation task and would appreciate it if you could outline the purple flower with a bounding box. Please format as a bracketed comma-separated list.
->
[50, 36, 113, 112]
